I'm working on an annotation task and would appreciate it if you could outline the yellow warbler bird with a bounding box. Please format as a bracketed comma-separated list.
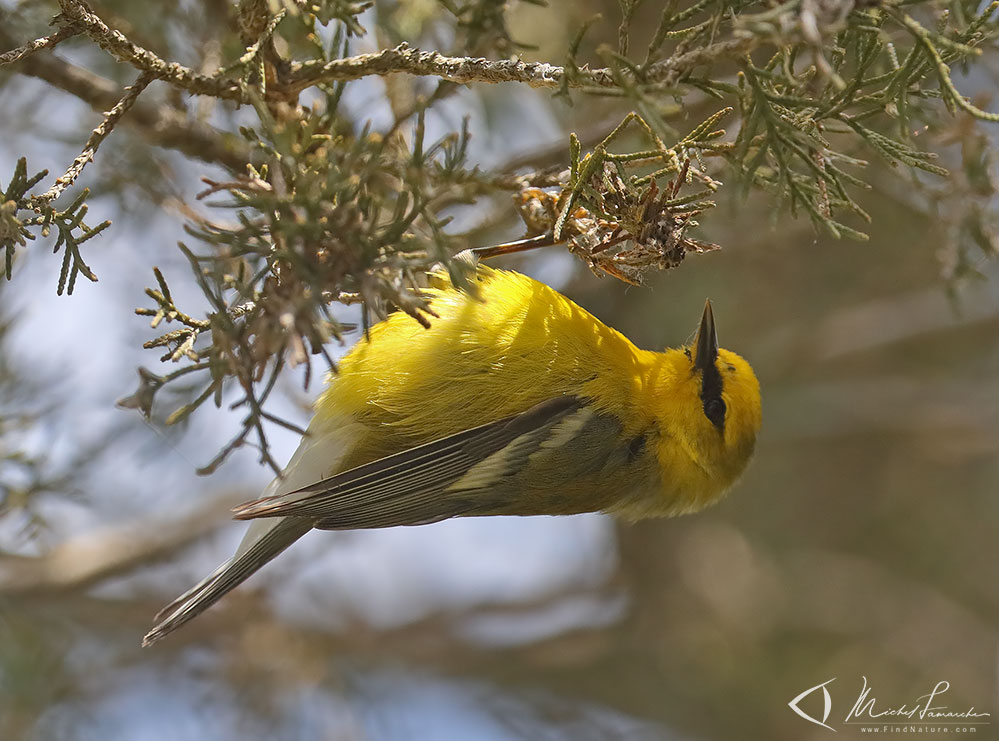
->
[143, 261, 761, 646]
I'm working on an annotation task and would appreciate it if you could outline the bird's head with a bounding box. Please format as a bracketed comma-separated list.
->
[651, 301, 762, 510]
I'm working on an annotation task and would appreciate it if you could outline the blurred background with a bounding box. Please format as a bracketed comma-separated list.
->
[1, 1, 997, 740]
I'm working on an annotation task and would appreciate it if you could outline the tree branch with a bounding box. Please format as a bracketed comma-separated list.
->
[0, 23, 79, 67]
[50, 3, 758, 103]
[0, 495, 243, 597]
[57, 0, 243, 100]
[285, 39, 757, 94]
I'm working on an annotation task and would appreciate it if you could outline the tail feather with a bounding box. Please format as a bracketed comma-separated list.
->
[142, 517, 311, 647]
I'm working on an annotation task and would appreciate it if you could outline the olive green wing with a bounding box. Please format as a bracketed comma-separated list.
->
[232, 396, 649, 529]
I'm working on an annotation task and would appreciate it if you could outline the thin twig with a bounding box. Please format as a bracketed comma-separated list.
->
[33, 71, 155, 205]
[285, 43, 569, 92]
[0, 23, 80, 67]
[896, 12, 999, 123]
[57, 0, 243, 99]
[6, 39, 248, 169]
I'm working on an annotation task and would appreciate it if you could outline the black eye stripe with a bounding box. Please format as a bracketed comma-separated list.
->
[699, 359, 726, 430]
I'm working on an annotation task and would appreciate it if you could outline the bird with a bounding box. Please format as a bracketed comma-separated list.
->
[142, 260, 761, 646]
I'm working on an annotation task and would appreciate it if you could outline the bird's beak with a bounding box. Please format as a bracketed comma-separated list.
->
[694, 299, 719, 372]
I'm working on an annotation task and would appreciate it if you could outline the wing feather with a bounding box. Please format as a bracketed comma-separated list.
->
[230, 396, 584, 527]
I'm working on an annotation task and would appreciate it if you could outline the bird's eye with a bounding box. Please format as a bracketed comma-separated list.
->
[704, 397, 726, 429]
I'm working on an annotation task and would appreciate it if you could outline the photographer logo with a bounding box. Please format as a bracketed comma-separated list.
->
[788, 676, 991, 733]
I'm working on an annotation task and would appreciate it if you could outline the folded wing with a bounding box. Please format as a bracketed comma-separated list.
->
[146, 395, 647, 645]
[231, 395, 626, 528]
